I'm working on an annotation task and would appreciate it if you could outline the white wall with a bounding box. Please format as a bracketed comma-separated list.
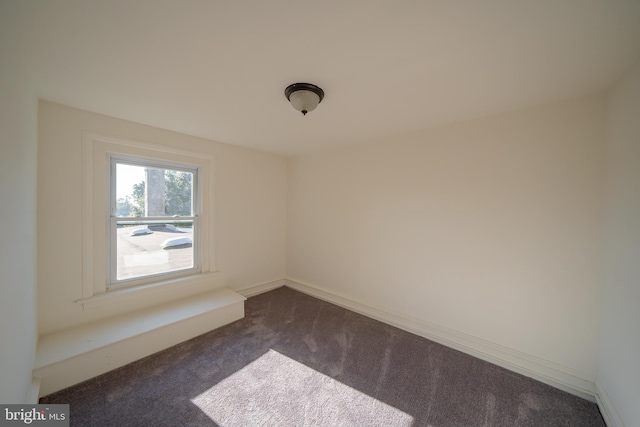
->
[0, 2, 39, 403]
[598, 58, 640, 425]
[288, 95, 605, 392]
[37, 101, 287, 334]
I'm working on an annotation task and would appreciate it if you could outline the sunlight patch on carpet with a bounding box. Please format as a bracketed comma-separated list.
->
[191, 349, 414, 426]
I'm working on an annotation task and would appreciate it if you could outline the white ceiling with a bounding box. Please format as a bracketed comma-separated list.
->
[21, 0, 640, 157]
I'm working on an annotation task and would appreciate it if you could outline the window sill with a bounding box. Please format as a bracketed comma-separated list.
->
[76, 271, 223, 310]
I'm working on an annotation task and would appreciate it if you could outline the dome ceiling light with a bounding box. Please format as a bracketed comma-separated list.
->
[285, 83, 325, 116]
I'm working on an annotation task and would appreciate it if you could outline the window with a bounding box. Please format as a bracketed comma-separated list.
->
[110, 158, 200, 288]
[81, 132, 215, 308]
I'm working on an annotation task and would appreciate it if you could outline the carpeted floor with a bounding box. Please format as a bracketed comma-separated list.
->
[41, 286, 605, 426]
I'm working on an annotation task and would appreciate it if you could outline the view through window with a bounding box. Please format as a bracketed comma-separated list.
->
[111, 160, 199, 286]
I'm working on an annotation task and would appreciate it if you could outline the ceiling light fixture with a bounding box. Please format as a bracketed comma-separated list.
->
[285, 83, 324, 116]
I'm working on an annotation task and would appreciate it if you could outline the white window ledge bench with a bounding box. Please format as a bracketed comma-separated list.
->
[33, 288, 245, 397]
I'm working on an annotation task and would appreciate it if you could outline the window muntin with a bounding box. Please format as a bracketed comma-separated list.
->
[110, 158, 200, 288]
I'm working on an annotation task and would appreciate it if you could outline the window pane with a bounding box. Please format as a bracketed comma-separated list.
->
[116, 220, 194, 281]
[116, 163, 193, 217]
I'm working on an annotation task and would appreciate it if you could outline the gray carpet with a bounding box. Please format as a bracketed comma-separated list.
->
[40, 287, 605, 426]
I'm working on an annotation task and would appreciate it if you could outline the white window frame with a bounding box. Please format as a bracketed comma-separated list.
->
[79, 132, 216, 309]
[108, 156, 201, 289]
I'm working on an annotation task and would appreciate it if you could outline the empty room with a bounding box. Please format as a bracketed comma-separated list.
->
[1, 1, 639, 426]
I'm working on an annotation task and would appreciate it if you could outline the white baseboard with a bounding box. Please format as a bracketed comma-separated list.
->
[236, 279, 285, 297]
[284, 278, 597, 402]
[596, 382, 625, 427]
